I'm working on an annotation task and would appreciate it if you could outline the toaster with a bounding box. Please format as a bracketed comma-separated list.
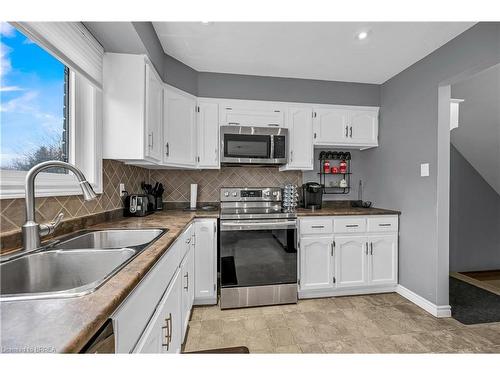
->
[124, 194, 154, 217]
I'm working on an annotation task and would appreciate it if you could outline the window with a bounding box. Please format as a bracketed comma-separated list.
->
[1, 22, 70, 173]
[0, 22, 103, 198]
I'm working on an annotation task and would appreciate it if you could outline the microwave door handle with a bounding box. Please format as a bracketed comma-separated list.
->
[270, 135, 275, 159]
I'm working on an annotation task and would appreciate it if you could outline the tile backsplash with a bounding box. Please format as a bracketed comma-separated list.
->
[0, 162, 302, 234]
[151, 167, 302, 202]
[0, 160, 148, 233]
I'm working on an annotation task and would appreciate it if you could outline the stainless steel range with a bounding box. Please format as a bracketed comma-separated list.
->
[219, 187, 297, 309]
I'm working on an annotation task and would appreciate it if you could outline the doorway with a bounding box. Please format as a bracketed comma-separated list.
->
[446, 64, 500, 324]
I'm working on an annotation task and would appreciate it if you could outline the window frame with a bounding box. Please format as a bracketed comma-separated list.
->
[0, 68, 103, 199]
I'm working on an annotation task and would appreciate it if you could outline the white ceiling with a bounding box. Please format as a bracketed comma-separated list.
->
[153, 22, 474, 84]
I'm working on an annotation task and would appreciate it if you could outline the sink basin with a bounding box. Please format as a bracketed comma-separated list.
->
[0, 228, 166, 302]
[58, 229, 164, 250]
[0, 249, 135, 301]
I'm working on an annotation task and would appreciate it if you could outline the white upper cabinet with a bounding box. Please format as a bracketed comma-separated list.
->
[196, 100, 220, 169]
[164, 87, 197, 167]
[280, 106, 314, 171]
[103, 53, 164, 163]
[349, 110, 378, 145]
[312, 106, 378, 149]
[313, 108, 350, 145]
[145, 64, 164, 162]
[219, 101, 285, 127]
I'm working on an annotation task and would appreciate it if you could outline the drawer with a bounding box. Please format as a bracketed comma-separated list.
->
[300, 218, 333, 235]
[367, 216, 399, 233]
[333, 217, 367, 233]
[112, 237, 182, 353]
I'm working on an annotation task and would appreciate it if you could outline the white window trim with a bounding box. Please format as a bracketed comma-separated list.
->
[0, 71, 103, 199]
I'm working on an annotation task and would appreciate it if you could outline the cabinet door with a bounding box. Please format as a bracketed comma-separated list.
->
[299, 236, 334, 291]
[164, 88, 197, 166]
[196, 101, 219, 168]
[286, 106, 314, 170]
[145, 64, 163, 162]
[368, 234, 398, 285]
[220, 104, 284, 127]
[194, 220, 217, 304]
[335, 236, 368, 288]
[180, 246, 195, 341]
[134, 270, 182, 354]
[313, 108, 349, 145]
[349, 110, 378, 145]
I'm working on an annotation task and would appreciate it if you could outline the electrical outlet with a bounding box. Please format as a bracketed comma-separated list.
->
[420, 163, 429, 177]
[119, 183, 126, 197]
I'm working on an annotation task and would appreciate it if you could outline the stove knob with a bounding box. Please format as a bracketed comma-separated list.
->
[232, 192, 238, 197]
[272, 191, 279, 196]
[264, 191, 270, 197]
[224, 192, 229, 197]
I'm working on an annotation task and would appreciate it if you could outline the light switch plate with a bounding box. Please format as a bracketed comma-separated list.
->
[420, 163, 430, 177]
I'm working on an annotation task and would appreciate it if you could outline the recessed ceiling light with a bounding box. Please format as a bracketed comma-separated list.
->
[356, 31, 369, 40]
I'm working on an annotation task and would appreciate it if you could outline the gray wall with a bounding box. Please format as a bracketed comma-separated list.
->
[360, 22, 500, 305]
[449, 145, 500, 272]
[88, 22, 380, 105]
[451, 65, 500, 195]
[198, 72, 380, 106]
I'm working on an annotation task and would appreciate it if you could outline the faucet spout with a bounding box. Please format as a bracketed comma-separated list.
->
[22, 161, 97, 251]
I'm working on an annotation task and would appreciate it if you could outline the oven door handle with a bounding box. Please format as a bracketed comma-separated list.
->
[220, 220, 297, 231]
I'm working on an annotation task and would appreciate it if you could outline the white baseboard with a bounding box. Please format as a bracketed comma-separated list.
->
[193, 297, 217, 306]
[396, 285, 451, 318]
[299, 285, 397, 299]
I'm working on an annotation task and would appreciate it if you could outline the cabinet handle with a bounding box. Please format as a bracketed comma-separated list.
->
[268, 123, 279, 127]
[148, 133, 153, 148]
[290, 150, 293, 162]
[349, 126, 353, 138]
[165, 142, 169, 156]
[378, 223, 392, 227]
[345, 126, 349, 137]
[313, 133, 317, 139]
[186, 237, 191, 244]
[184, 272, 189, 291]
[346, 224, 359, 228]
[331, 241, 335, 256]
[370, 242, 373, 255]
[311, 225, 324, 228]
[228, 122, 240, 125]
[365, 242, 369, 255]
[161, 313, 172, 349]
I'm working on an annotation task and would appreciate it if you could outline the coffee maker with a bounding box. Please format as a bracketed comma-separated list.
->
[302, 182, 323, 209]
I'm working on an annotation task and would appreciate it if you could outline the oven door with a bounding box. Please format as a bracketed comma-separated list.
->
[219, 219, 297, 289]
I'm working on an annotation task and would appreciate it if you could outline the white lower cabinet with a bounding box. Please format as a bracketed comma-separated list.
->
[134, 270, 182, 353]
[335, 236, 368, 288]
[112, 219, 218, 354]
[193, 219, 217, 305]
[299, 236, 334, 291]
[368, 234, 398, 285]
[180, 244, 195, 342]
[298, 215, 398, 299]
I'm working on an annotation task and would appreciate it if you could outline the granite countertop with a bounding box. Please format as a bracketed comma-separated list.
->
[0, 209, 218, 354]
[296, 206, 401, 216]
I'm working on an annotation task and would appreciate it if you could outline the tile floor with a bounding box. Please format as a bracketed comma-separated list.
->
[183, 293, 500, 353]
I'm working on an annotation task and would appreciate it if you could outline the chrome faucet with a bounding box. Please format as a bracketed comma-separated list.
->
[22, 161, 97, 251]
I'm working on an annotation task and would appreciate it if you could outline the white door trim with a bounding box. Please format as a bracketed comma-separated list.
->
[396, 284, 451, 318]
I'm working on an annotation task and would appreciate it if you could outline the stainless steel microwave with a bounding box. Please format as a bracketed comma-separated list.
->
[220, 125, 288, 165]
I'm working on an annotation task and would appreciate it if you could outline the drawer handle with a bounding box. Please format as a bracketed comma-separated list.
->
[346, 224, 359, 228]
[378, 223, 392, 227]
[161, 313, 172, 349]
[311, 225, 325, 229]
[228, 122, 240, 125]
[268, 123, 280, 127]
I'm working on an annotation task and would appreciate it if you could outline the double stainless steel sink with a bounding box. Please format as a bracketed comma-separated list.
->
[0, 229, 165, 302]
